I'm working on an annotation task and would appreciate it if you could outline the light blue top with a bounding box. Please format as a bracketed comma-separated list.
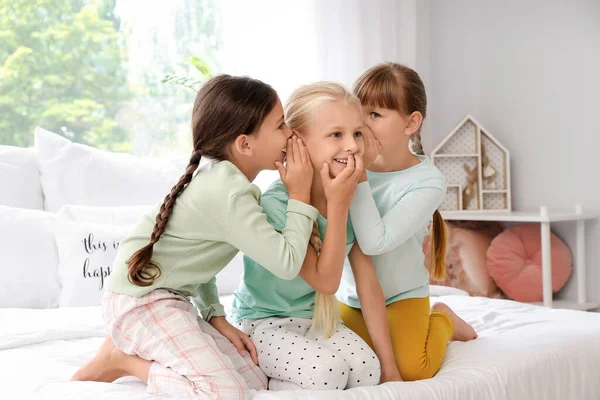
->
[337, 156, 447, 308]
[232, 180, 355, 321]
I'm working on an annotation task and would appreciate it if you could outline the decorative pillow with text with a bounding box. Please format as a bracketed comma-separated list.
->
[54, 221, 131, 307]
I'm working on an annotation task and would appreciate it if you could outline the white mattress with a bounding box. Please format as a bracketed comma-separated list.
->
[2, 294, 600, 400]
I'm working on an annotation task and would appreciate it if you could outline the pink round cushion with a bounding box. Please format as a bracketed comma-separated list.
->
[486, 224, 572, 302]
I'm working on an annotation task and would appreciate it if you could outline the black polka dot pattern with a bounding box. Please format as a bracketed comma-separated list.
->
[238, 317, 380, 391]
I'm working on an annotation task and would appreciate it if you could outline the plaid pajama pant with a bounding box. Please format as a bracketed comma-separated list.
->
[102, 289, 267, 399]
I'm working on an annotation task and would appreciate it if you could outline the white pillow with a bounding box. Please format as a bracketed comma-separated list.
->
[0, 206, 60, 308]
[54, 221, 132, 307]
[56, 204, 153, 226]
[0, 146, 44, 210]
[34, 127, 188, 212]
[53, 219, 241, 305]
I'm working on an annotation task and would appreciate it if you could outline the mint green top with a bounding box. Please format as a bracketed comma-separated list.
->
[106, 161, 318, 321]
[231, 180, 355, 321]
[337, 156, 446, 308]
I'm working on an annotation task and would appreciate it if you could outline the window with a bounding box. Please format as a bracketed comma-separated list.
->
[0, 0, 220, 156]
[2, 0, 415, 160]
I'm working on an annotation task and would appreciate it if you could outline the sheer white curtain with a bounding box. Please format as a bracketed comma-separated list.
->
[219, 0, 418, 190]
[220, 0, 417, 96]
[219, 0, 323, 102]
[313, 0, 417, 85]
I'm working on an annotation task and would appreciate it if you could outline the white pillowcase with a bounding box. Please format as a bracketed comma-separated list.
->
[54, 221, 131, 307]
[54, 204, 242, 299]
[56, 204, 153, 226]
[0, 146, 44, 210]
[34, 127, 188, 212]
[53, 220, 241, 305]
[0, 206, 60, 308]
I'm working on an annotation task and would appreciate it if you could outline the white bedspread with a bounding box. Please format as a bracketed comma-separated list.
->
[2, 295, 600, 400]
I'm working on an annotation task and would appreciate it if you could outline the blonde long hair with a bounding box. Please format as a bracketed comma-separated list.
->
[285, 82, 361, 338]
[354, 63, 447, 281]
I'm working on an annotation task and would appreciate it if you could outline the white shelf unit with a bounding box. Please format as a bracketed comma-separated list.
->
[433, 153, 479, 158]
[441, 205, 599, 311]
[432, 115, 511, 212]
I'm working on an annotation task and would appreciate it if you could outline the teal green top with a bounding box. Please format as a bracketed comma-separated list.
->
[106, 160, 318, 321]
[337, 156, 446, 308]
[231, 180, 355, 321]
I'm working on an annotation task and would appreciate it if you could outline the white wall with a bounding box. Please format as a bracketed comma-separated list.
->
[415, 0, 432, 153]
[428, 0, 600, 305]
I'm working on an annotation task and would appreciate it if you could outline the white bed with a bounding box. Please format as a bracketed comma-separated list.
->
[3, 293, 600, 400]
[2, 135, 600, 399]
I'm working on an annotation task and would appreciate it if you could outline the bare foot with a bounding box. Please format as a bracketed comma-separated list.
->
[71, 336, 128, 382]
[432, 302, 478, 342]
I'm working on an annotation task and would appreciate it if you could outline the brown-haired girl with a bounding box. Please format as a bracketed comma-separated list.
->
[338, 63, 477, 383]
[70, 74, 341, 399]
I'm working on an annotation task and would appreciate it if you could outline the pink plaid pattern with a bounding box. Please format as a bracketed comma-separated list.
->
[102, 289, 267, 399]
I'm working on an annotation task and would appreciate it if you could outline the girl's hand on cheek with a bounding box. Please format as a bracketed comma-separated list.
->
[360, 127, 381, 181]
[321, 153, 363, 209]
[277, 136, 313, 204]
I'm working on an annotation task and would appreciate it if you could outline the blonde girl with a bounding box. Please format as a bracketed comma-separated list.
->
[231, 82, 381, 391]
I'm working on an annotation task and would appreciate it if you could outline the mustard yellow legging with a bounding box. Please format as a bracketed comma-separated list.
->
[339, 296, 453, 381]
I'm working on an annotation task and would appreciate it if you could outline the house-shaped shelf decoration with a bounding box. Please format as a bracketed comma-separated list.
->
[431, 115, 511, 212]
